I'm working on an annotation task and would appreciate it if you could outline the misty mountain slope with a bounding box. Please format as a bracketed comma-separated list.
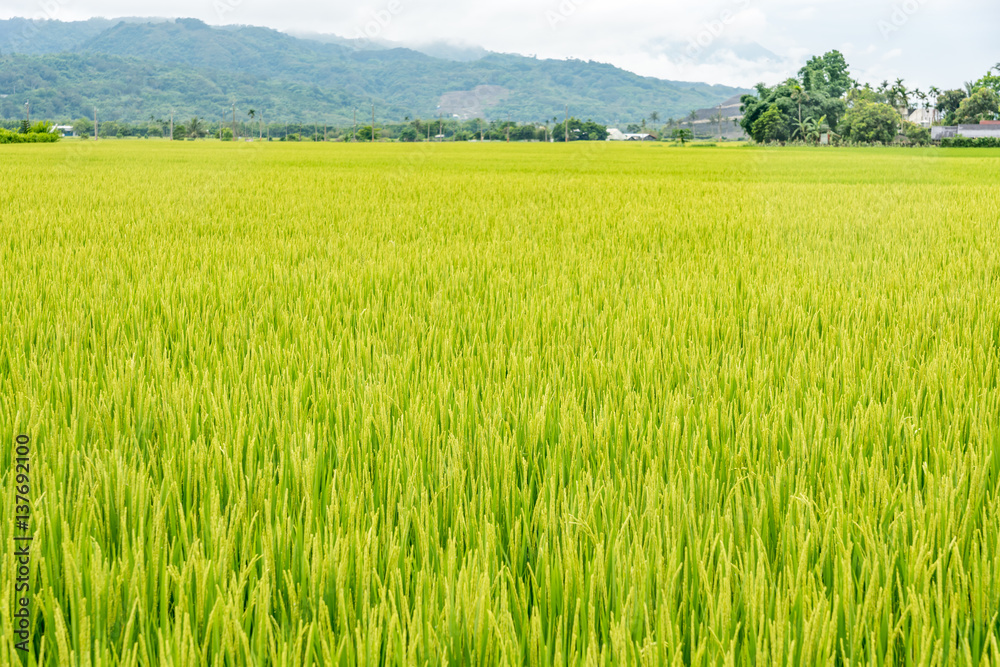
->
[0, 18, 117, 55]
[0, 17, 747, 124]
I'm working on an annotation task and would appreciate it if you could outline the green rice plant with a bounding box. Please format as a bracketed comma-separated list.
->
[1, 141, 999, 665]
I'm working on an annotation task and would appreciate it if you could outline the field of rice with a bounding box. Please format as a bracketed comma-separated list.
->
[2, 141, 1000, 665]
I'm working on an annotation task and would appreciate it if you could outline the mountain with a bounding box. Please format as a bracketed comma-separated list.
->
[0, 17, 169, 54]
[0, 18, 747, 125]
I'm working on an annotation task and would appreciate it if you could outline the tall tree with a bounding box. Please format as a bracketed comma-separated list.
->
[790, 83, 810, 125]
[187, 117, 205, 138]
[928, 86, 941, 123]
[798, 51, 852, 98]
[670, 128, 692, 144]
[892, 79, 909, 114]
[954, 88, 1000, 124]
[937, 89, 967, 123]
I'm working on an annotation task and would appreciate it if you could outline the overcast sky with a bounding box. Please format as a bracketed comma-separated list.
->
[3, 0, 997, 90]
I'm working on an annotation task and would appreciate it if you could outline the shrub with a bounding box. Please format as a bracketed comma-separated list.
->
[940, 136, 1000, 148]
[0, 127, 60, 143]
[901, 121, 931, 146]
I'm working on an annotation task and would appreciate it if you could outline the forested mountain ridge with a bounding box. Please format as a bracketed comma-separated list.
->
[0, 17, 746, 124]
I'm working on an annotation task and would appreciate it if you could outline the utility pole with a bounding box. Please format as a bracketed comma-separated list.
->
[170, 111, 174, 140]
[353, 108, 357, 142]
[371, 104, 375, 143]
[24, 101, 29, 127]
[564, 105, 569, 143]
[718, 104, 723, 141]
[260, 109, 264, 140]
[479, 118, 483, 142]
[94, 107, 98, 140]
[231, 102, 237, 141]
[506, 113, 510, 143]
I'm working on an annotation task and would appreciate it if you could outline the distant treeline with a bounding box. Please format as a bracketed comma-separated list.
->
[0, 116, 614, 142]
[0, 119, 60, 143]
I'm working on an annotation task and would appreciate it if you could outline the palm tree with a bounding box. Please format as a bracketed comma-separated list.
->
[928, 86, 941, 123]
[892, 79, 909, 114]
[913, 89, 927, 124]
[247, 109, 256, 140]
[671, 128, 692, 145]
[650, 111, 660, 124]
[187, 117, 205, 139]
[150, 114, 167, 137]
[790, 84, 810, 125]
[711, 109, 725, 140]
[804, 115, 828, 144]
[792, 118, 809, 142]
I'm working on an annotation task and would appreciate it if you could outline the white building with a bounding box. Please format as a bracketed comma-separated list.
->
[907, 108, 936, 128]
[607, 129, 657, 141]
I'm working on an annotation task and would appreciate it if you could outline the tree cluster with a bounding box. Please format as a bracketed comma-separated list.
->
[741, 53, 1000, 145]
[0, 120, 59, 143]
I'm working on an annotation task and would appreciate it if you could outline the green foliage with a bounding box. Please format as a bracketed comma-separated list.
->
[99, 120, 123, 138]
[552, 117, 608, 141]
[847, 85, 887, 105]
[220, 127, 233, 141]
[901, 121, 931, 145]
[356, 125, 379, 141]
[752, 105, 787, 143]
[0, 126, 59, 143]
[839, 100, 900, 144]
[937, 89, 966, 122]
[798, 50, 852, 98]
[671, 128, 693, 144]
[740, 50, 849, 143]
[972, 72, 1000, 94]
[954, 88, 1000, 124]
[398, 126, 419, 142]
[73, 117, 94, 137]
[940, 136, 1000, 147]
[186, 117, 206, 139]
